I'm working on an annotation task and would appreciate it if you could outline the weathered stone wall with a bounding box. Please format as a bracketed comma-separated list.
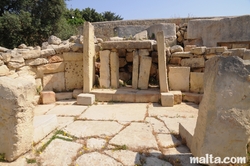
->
[81, 17, 214, 41]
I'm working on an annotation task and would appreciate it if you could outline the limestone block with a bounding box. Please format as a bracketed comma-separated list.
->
[138, 56, 152, 89]
[71, 43, 83, 52]
[1, 52, 11, 63]
[156, 31, 169, 92]
[110, 51, 119, 88]
[33, 115, 58, 143]
[65, 61, 83, 91]
[215, 46, 227, 53]
[0, 46, 9, 52]
[43, 72, 65, 92]
[134, 30, 148, 40]
[55, 92, 73, 101]
[243, 49, 250, 60]
[182, 92, 203, 104]
[0, 76, 36, 161]
[126, 52, 133, 62]
[0, 60, 3, 66]
[191, 56, 250, 159]
[52, 44, 70, 54]
[41, 91, 56, 104]
[101, 41, 152, 49]
[0, 65, 9, 76]
[147, 23, 176, 39]
[170, 91, 182, 104]
[7, 61, 25, 69]
[37, 62, 65, 74]
[99, 50, 110, 88]
[77, 93, 95, 105]
[83, 22, 95, 93]
[171, 52, 193, 58]
[169, 67, 190, 92]
[229, 48, 246, 58]
[26, 58, 48, 66]
[20, 49, 41, 60]
[41, 49, 56, 57]
[188, 16, 250, 47]
[170, 45, 183, 53]
[181, 58, 205, 68]
[73, 89, 83, 99]
[190, 72, 204, 93]
[63, 52, 83, 61]
[132, 50, 139, 89]
[139, 49, 149, 56]
[169, 57, 181, 65]
[161, 92, 174, 107]
[190, 47, 206, 55]
[184, 45, 196, 52]
[48, 54, 64, 63]
[48, 35, 61, 45]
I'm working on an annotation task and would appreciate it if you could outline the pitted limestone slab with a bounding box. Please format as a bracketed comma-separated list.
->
[75, 152, 123, 166]
[148, 102, 198, 118]
[144, 157, 172, 166]
[104, 150, 141, 166]
[57, 117, 75, 129]
[109, 122, 158, 149]
[34, 104, 55, 116]
[145, 117, 169, 134]
[79, 103, 147, 122]
[157, 134, 181, 148]
[39, 139, 82, 166]
[86, 138, 106, 150]
[162, 146, 191, 155]
[64, 121, 123, 138]
[159, 117, 196, 134]
[45, 105, 87, 116]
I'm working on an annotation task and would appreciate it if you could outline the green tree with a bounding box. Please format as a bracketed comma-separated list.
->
[102, 11, 123, 21]
[81, 7, 104, 22]
[0, 0, 75, 48]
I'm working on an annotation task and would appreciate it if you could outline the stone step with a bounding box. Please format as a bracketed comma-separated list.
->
[33, 114, 58, 144]
[179, 118, 197, 149]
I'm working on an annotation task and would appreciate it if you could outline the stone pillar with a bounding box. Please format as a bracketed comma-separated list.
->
[0, 76, 36, 161]
[132, 50, 139, 89]
[156, 31, 169, 92]
[138, 56, 152, 89]
[83, 22, 95, 93]
[99, 50, 110, 88]
[110, 51, 119, 88]
[191, 56, 250, 159]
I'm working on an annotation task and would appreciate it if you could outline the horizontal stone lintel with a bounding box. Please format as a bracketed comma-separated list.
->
[101, 40, 152, 49]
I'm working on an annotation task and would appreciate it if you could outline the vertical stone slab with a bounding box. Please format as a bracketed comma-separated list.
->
[169, 67, 190, 92]
[83, 22, 95, 93]
[138, 56, 152, 89]
[99, 50, 110, 88]
[110, 51, 119, 88]
[132, 50, 139, 89]
[0, 76, 36, 161]
[156, 31, 169, 92]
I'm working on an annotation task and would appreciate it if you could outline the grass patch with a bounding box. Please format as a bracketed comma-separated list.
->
[26, 158, 36, 164]
[0, 153, 6, 162]
[112, 144, 127, 151]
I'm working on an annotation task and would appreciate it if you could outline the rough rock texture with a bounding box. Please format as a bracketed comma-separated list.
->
[191, 56, 250, 159]
[0, 76, 36, 161]
[188, 15, 250, 46]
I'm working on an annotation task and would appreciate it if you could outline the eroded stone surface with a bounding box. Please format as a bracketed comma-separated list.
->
[79, 103, 147, 122]
[64, 121, 123, 138]
[109, 123, 158, 149]
[39, 139, 82, 166]
[46, 105, 87, 116]
[75, 152, 123, 166]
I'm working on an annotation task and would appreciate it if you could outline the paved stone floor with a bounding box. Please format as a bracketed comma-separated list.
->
[1, 101, 201, 166]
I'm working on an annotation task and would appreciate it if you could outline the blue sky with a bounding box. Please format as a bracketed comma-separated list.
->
[66, 0, 250, 20]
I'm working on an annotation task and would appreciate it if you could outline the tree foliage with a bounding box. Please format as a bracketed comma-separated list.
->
[0, 0, 123, 48]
